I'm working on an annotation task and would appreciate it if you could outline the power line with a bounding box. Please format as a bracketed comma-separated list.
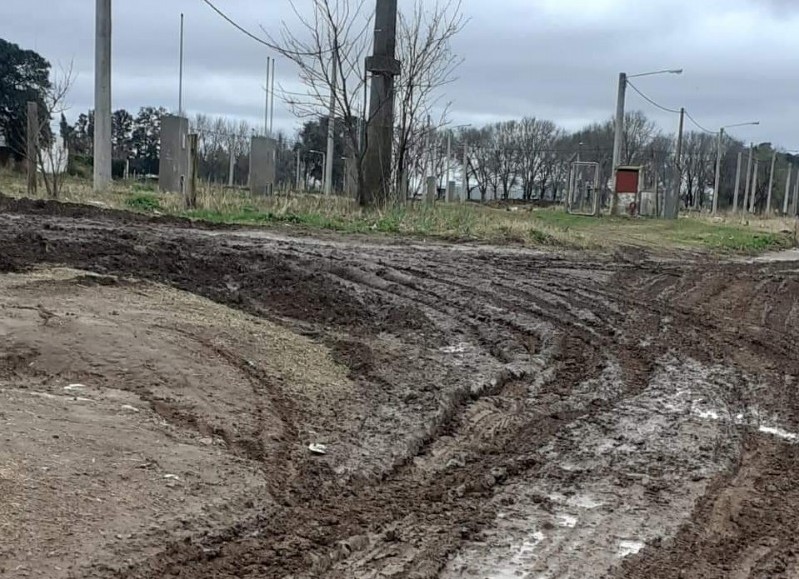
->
[626, 79, 718, 136]
[201, 0, 334, 56]
[684, 111, 717, 134]
[201, 0, 275, 49]
[626, 80, 682, 115]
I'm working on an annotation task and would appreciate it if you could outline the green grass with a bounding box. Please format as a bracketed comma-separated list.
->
[0, 169, 794, 254]
[125, 193, 162, 212]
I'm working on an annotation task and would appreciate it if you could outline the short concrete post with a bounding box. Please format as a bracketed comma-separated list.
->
[426, 176, 436, 203]
[446, 181, 456, 203]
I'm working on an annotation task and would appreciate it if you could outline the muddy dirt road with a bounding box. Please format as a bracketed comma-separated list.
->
[1, 196, 798, 578]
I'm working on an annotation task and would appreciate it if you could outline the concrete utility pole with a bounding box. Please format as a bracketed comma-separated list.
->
[766, 151, 777, 214]
[270, 58, 276, 136]
[712, 128, 724, 215]
[94, 0, 112, 192]
[264, 56, 272, 137]
[670, 107, 685, 218]
[611, 69, 682, 217]
[362, 0, 400, 205]
[784, 166, 792, 215]
[610, 73, 627, 216]
[325, 58, 337, 196]
[743, 145, 754, 212]
[732, 151, 743, 213]
[446, 132, 452, 188]
[793, 169, 799, 216]
[295, 150, 302, 191]
[462, 143, 469, 202]
[228, 145, 235, 187]
[750, 160, 759, 213]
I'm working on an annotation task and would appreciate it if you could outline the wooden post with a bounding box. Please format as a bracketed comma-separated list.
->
[186, 133, 198, 209]
[26, 101, 39, 196]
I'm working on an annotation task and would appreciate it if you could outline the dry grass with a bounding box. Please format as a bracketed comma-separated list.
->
[1, 169, 795, 254]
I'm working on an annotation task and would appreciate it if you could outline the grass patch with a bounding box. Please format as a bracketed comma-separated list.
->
[0, 170, 794, 254]
[125, 193, 162, 212]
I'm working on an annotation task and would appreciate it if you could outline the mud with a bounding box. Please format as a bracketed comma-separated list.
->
[0, 195, 798, 578]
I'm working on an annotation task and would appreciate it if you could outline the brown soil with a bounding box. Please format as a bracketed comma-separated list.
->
[0, 195, 798, 578]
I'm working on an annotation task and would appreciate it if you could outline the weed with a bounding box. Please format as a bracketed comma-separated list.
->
[125, 194, 161, 212]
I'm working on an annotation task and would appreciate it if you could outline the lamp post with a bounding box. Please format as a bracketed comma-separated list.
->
[611, 69, 683, 215]
[712, 121, 759, 215]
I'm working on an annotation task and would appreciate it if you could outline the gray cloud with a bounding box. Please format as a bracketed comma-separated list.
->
[2, 0, 798, 146]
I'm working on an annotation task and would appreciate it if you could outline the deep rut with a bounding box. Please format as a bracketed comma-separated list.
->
[1, 197, 798, 578]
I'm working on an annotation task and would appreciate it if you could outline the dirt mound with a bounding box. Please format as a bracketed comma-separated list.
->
[0, 193, 222, 230]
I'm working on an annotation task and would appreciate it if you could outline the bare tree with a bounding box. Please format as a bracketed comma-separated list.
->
[682, 131, 716, 209]
[516, 118, 559, 200]
[35, 62, 75, 199]
[622, 110, 659, 166]
[393, 0, 465, 194]
[266, 0, 463, 206]
[266, 0, 372, 202]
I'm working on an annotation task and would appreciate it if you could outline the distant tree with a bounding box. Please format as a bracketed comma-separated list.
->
[0, 38, 51, 157]
[296, 116, 347, 191]
[130, 106, 166, 175]
[71, 111, 94, 155]
[112, 109, 134, 160]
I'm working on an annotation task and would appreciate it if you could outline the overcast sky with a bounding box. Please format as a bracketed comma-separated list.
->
[2, 0, 798, 147]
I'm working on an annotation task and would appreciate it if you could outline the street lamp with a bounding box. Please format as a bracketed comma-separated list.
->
[712, 121, 760, 215]
[309, 150, 327, 191]
[611, 68, 683, 215]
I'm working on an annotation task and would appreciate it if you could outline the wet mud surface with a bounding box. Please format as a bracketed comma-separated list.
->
[1, 195, 798, 578]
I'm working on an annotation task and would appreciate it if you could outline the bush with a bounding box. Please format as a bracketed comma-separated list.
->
[125, 194, 161, 212]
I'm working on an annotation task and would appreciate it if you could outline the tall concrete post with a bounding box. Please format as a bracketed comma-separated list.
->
[610, 72, 627, 215]
[712, 128, 724, 215]
[784, 166, 792, 215]
[750, 160, 759, 213]
[462, 143, 469, 202]
[667, 107, 685, 219]
[325, 60, 337, 196]
[743, 145, 754, 213]
[793, 168, 799, 216]
[446, 132, 452, 187]
[295, 150, 302, 191]
[766, 151, 777, 214]
[362, 0, 400, 206]
[94, 0, 112, 191]
[228, 146, 235, 187]
[732, 152, 743, 214]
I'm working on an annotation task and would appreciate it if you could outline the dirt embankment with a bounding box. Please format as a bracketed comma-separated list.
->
[1, 196, 798, 578]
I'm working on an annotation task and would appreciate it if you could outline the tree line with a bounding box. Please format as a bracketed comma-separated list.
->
[426, 111, 798, 213]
